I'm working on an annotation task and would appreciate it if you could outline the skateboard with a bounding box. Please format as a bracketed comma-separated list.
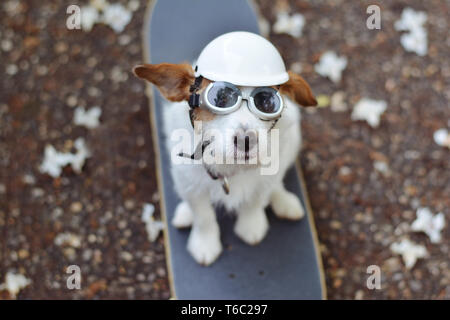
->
[141, 0, 326, 299]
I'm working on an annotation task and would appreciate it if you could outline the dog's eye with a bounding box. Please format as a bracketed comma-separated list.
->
[252, 88, 281, 114]
[207, 82, 240, 108]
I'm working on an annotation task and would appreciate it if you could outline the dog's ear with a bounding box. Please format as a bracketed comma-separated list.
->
[133, 63, 195, 102]
[279, 71, 317, 107]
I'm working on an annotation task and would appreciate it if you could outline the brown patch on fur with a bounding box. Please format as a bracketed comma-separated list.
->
[192, 107, 216, 122]
[133, 63, 195, 101]
[199, 78, 212, 90]
[192, 78, 216, 123]
[279, 71, 317, 107]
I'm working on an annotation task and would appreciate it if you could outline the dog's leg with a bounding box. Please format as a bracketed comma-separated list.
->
[234, 203, 269, 245]
[172, 201, 193, 228]
[270, 184, 305, 220]
[186, 198, 222, 266]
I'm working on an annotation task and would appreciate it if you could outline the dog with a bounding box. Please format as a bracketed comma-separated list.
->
[134, 41, 316, 266]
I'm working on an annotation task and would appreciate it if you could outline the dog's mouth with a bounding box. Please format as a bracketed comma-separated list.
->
[178, 135, 259, 165]
[234, 150, 252, 161]
[177, 138, 213, 160]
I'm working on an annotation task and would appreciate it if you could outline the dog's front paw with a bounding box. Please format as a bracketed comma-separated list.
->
[234, 209, 269, 245]
[271, 190, 305, 220]
[172, 202, 193, 228]
[187, 228, 222, 266]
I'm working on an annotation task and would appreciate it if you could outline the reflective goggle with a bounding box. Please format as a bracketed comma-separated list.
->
[200, 81, 284, 120]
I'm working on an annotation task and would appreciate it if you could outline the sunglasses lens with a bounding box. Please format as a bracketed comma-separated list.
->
[207, 82, 240, 109]
[252, 87, 281, 114]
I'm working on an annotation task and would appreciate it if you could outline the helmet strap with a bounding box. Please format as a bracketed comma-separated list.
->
[188, 76, 203, 109]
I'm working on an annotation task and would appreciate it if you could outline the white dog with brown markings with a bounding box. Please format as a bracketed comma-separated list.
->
[134, 32, 317, 266]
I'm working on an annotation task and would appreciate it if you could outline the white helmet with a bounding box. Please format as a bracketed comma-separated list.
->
[195, 31, 289, 87]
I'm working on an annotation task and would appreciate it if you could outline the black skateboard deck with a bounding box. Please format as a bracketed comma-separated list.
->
[142, 0, 326, 299]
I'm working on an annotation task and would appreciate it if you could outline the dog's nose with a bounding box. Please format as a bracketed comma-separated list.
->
[233, 128, 258, 152]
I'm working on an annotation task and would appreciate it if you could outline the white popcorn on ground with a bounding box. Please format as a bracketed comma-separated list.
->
[411, 207, 445, 244]
[22, 174, 36, 185]
[394, 8, 428, 56]
[273, 11, 305, 38]
[71, 138, 91, 173]
[102, 3, 132, 33]
[330, 91, 347, 112]
[258, 17, 270, 38]
[433, 128, 450, 148]
[315, 51, 347, 83]
[128, 0, 140, 12]
[390, 239, 428, 269]
[373, 161, 390, 176]
[0, 272, 31, 298]
[81, 6, 100, 32]
[40, 147, 74, 177]
[39, 138, 91, 178]
[351, 98, 387, 128]
[400, 29, 427, 56]
[110, 66, 128, 83]
[141, 203, 164, 242]
[290, 61, 303, 74]
[54, 232, 82, 248]
[74, 106, 102, 129]
[81, 2, 133, 34]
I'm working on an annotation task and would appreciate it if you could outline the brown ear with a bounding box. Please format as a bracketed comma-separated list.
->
[279, 71, 317, 107]
[133, 63, 195, 101]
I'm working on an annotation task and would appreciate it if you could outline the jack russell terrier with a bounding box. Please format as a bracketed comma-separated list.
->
[134, 32, 317, 265]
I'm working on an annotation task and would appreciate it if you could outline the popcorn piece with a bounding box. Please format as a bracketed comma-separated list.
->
[390, 239, 428, 269]
[128, 0, 140, 12]
[80, 2, 133, 34]
[290, 62, 302, 74]
[433, 128, 450, 148]
[74, 106, 102, 129]
[315, 51, 347, 83]
[399, 28, 428, 57]
[102, 3, 132, 33]
[54, 233, 82, 248]
[394, 8, 428, 56]
[411, 207, 445, 243]
[39, 138, 91, 178]
[141, 203, 164, 242]
[40, 146, 74, 178]
[273, 12, 305, 38]
[71, 138, 91, 173]
[258, 17, 270, 38]
[0, 272, 31, 298]
[351, 98, 387, 128]
[22, 174, 36, 185]
[316, 94, 330, 108]
[81, 6, 100, 32]
[374, 161, 390, 176]
[394, 8, 427, 31]
[330, 91, 347, 112]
